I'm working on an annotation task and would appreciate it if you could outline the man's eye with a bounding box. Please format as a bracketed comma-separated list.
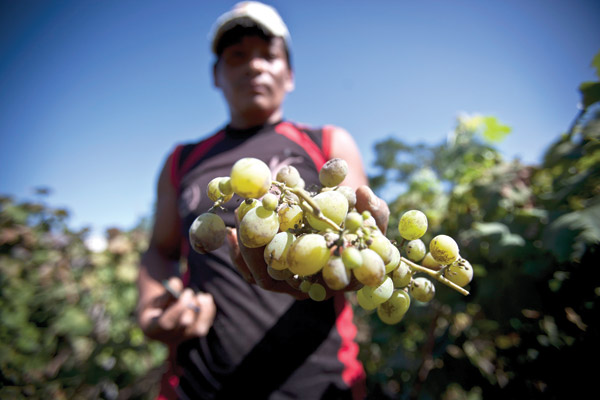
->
[224, 50, 246, 65]
[264, 48, 284, 61]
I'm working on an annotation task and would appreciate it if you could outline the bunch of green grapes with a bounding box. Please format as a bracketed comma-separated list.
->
[189, 157, 474, 325]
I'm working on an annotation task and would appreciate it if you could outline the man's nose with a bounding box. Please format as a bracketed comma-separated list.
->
[248, 56, 267, 72]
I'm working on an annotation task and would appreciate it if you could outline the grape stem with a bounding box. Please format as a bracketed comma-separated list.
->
[400, 257, 470, 296]
[272, 181, 342, 232]
[207, 197, 227, 213]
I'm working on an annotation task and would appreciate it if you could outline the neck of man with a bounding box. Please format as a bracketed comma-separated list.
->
[228, 107, 283, 130]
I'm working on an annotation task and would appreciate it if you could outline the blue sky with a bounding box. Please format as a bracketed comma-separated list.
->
[1, 0, 599, 239]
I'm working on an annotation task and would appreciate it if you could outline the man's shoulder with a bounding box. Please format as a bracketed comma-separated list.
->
[167, 128, 228, 183]
[284, 120, 346, 137]
[284, 120, 339, 131]
[283, 121, 348, 159]
[177, 128, 227, 152]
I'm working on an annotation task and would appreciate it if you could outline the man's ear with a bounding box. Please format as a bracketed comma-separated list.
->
[213, 61, 221, 88]
[285, 68, 295, 93]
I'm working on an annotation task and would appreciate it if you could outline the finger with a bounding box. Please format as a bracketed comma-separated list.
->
[234, 213, 270, 287]
[167, 276, 184, 294]
[178, 288, 200, 328]
[191, 292, 217, 337]
[158, 288, 194, 332]
[227, 226, 256, 284]
[355, 185, 390, 234]
[239, 242, 272, 288]
[149, 276, 184, 310]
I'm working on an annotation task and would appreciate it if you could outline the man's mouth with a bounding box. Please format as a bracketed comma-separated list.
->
[248, 83, 269, 94]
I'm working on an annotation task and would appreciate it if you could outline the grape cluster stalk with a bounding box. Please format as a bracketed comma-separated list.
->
[189, 157, 474, 325]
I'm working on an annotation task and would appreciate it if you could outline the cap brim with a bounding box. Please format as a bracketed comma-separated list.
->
[209, 2, 290, 54]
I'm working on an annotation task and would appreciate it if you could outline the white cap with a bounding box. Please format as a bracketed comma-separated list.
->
[210, 1, 291, 55]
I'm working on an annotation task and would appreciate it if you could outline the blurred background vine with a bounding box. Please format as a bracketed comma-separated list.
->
[0, 194, 167, 399]
[359, 51, 600, 399]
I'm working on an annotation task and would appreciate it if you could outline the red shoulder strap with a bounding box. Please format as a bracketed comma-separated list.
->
[170, 130, 226, 192]
[275, 122, 328, 169]
[169, 144, 184, 191]
[321, 125, 335, 161]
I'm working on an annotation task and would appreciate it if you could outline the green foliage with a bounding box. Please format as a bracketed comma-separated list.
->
[359, 53, 600, 399]
[0, 193, 166, 399]
[579, 51, 600, 109]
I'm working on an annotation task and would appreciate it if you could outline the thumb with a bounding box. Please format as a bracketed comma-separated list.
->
[226, 226, 256, 284]
[355, 185, 389, 234]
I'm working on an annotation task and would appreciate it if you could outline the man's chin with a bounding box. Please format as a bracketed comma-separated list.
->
[236, 105, 280, 126]
[243, 102, 277, 116]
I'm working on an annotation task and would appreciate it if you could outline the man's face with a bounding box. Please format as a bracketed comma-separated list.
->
[214, 35, 294, 125]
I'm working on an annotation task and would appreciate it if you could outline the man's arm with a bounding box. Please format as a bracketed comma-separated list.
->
[328, 125, 368, 189]
[137, 153, 216, 343]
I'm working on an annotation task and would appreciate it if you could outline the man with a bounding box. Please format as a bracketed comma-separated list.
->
[136, 2, 390, 399]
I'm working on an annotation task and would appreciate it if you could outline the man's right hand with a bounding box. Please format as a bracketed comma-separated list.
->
[227, 185, 390, 299]
[137, 276, 216, 344]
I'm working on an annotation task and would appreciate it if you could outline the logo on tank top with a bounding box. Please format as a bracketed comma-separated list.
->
[268, 155, 304, 178]
[180, 182, 202, 217]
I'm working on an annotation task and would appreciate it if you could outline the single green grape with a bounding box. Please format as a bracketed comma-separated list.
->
[353, 248, 386, 287]
[360, 276, 393, 305]
[308, 282, 327, 301]
[230, 157, 272, 199]
[322, 256, 351, 290]
[236, 198, 260, 221]
[267, 265, 292, 281]
[368, 232, 395, 266]
[405, 239, 426, 262]
[398, 210, 428, 240]
[341, 246, 362, 270]
[218, 177, 233, 196]
[356, 288, 378, 310]
[278, 204, 303, 232]
[207, 177, 233, 203]
[189, 213, 226, 254]
[410, 277, 435, 303]
[421, 252, 442, 271]
[443, 257, 473, 287]
[264, 231, 295, 271]
[391, 260, 412, 288]
[385, 244, 401, 273]
[239, 206, 279, 248]
[335, 186, 356, 209]
[429, 234, 459, 265]
[305, 190, 348, 232]
[275, 165, 301, 187]
[261, 193, 279, 211]
[319, 158, 348, 187]
[287, 234, 331, 277]
[377, 289, 411, 325]
[299, 279, 312, 293]
[344, 211, 363, 232]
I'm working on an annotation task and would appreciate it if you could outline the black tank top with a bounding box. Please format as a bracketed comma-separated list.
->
[166, 120, 365, 400]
